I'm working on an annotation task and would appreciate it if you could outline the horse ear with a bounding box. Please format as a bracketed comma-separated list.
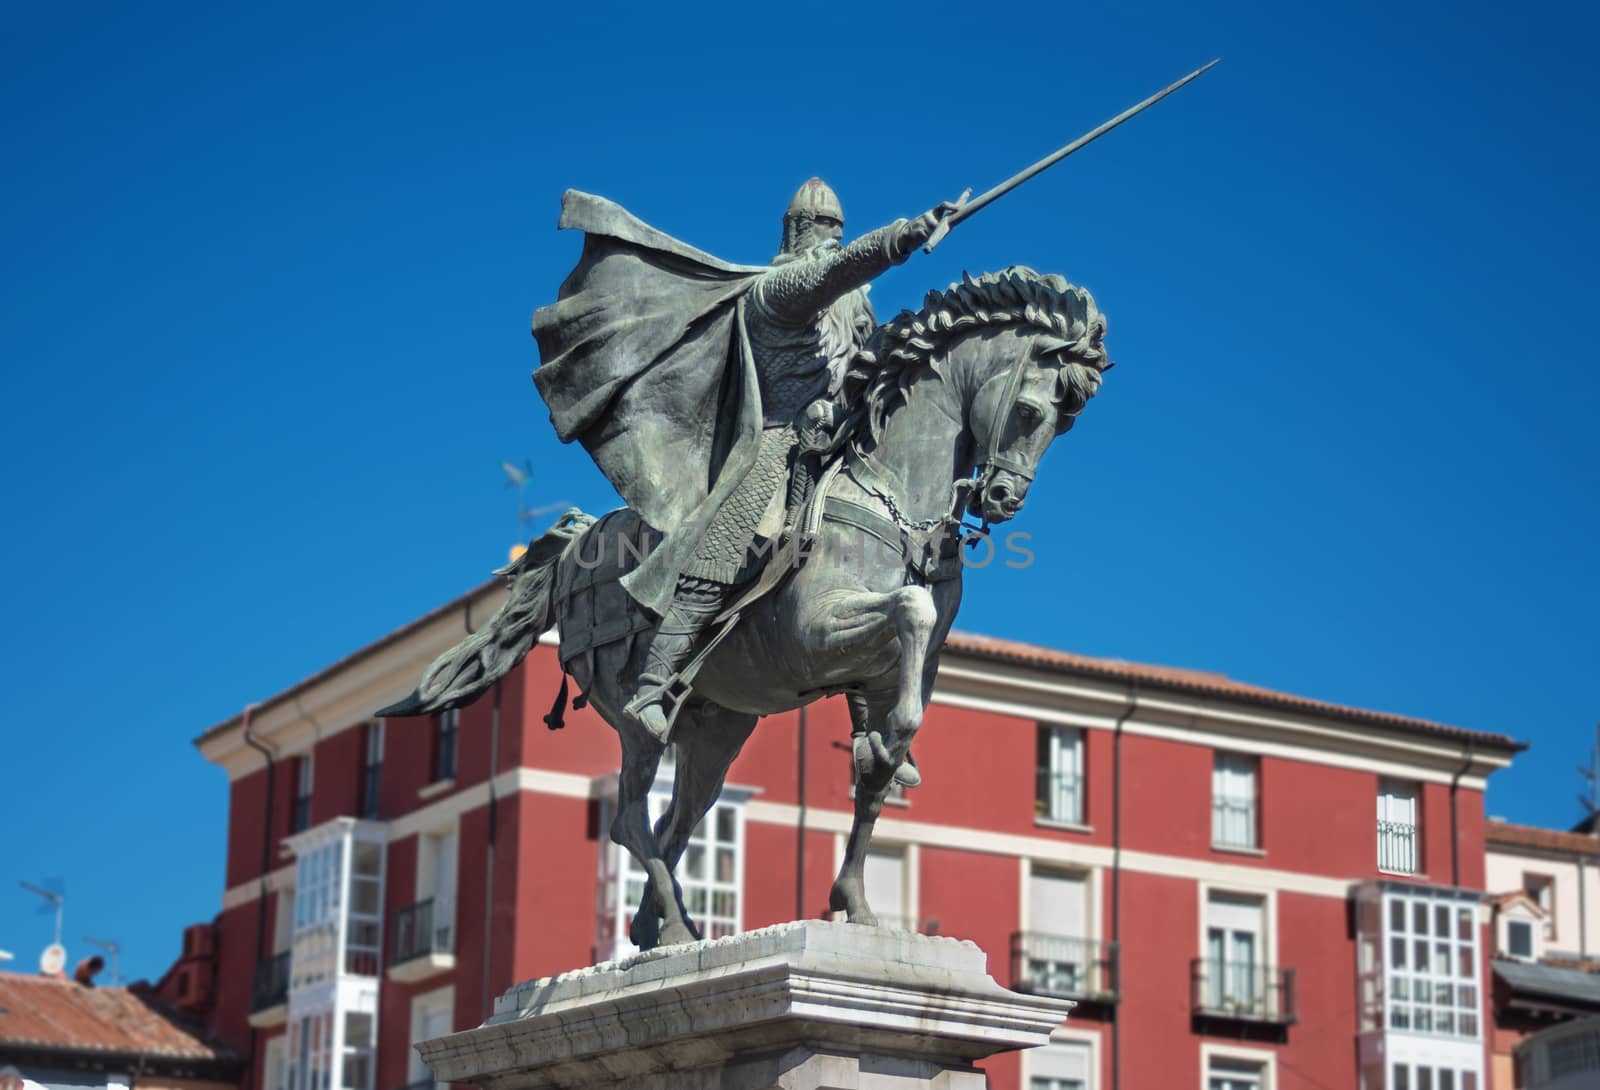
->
[1032, 335, 1073, 358]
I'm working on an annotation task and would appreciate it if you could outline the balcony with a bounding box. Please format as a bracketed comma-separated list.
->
[247, 951, 289, 1027]
[1378, 820, 1419, 874]
[1191, 958, 1297, 1025]
[388, 897, 456, 983]
[1012, 933, 1120, 1004]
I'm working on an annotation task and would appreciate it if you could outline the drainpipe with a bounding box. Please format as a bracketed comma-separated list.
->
[481, 680, 501, 1020]
[1579, 855, 1588, 959]
[1449, 740, 1475, 888]
[795, 704, 809, 921]
[240, 704, 271, 1090]
[1110, 683, 1138, 1090]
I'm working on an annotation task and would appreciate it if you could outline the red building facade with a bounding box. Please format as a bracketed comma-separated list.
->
[187, 579, 1523, 1090]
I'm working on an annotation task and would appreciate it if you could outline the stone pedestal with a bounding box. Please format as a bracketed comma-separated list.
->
[417, 921, 1073, 1090]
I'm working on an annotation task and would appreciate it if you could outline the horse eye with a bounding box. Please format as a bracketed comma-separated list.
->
[1017, 403, 1043, 426]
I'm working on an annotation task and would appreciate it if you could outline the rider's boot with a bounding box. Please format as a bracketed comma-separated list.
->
[626, 577, 726, 745]
[851, 729, 923, 789]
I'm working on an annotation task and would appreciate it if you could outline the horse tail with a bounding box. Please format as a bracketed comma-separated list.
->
[376, 509, 595, 718]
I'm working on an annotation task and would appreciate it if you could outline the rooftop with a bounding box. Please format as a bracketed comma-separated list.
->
[0, 972, 232, 1063]
[943, 630, 1523, 751]
[1486, 820, 1600, 856]
[195, 578, 1526, 755]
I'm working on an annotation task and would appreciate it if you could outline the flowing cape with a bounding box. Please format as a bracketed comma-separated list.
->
[531, 191, 768, 615]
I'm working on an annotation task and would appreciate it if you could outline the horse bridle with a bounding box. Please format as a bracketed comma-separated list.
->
[979, 350, 1042, 486]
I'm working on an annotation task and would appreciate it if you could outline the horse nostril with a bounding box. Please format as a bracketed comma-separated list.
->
[991, 483, 1010, 501]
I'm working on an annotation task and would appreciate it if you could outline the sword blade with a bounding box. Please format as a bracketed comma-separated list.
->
[945, 58, 1220, 230]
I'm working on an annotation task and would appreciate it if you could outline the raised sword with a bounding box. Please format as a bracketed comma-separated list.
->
[923, 58, 1220, 252]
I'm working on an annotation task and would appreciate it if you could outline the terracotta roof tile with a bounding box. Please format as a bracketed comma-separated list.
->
[0, 973, 229, 1060]
[942, 630, 1525, 751]
[191, 578, 1527, 755]
[1486, 821, 1600, 855]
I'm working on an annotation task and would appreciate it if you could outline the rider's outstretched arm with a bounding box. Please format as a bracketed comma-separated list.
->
[756, 208, 948, 326]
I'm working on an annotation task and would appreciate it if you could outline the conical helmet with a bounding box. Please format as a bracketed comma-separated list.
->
[786, 177, 844, 224]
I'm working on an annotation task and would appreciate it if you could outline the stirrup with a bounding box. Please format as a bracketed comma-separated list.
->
[624, 673, 695, 745]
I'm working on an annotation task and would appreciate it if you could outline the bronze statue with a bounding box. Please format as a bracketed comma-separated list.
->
[382, 62, 1217, 949]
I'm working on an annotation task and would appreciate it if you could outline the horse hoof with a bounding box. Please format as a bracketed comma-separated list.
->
[850, 914, 881, 928]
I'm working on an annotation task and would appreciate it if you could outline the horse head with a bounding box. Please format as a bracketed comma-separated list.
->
[964, 286, 1109, 523]
[848, 267, 1111, 525]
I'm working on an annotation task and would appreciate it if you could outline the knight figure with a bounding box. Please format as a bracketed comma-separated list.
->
[626, 180, 946, 742]
[529, 178, 955, 756]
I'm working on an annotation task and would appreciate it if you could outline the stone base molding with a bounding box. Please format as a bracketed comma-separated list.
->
[417, 920, 1074, 1090]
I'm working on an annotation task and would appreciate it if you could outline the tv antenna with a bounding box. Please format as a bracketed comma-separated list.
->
[83, 938, 121, 985]
[1580, 722, 1600, 829]
[19, 881, 64, 947]
[500, 459, 570, 559]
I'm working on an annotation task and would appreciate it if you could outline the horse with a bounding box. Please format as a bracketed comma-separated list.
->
[381, 266, 1111, 950]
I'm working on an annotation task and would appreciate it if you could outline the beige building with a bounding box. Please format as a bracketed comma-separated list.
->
[1485, 821, 1600, 962]
[1484, 820, 1600, 1089]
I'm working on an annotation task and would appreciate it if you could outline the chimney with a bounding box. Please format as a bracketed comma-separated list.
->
[73, 955, 105, 987]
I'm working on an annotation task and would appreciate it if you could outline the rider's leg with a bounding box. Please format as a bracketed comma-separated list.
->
[627, 575, 728, 744]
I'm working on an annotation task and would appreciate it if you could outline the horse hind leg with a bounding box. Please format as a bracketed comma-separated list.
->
[630, 701, 759, 948]
[605, 694, 693, 951]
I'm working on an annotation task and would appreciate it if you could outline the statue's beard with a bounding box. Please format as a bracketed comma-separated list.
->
[791, 234, 841, 258]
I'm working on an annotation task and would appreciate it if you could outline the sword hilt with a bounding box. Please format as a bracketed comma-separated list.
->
[922, 187, 971, 254]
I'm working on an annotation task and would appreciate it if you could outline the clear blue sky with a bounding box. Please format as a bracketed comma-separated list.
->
[2, 1, 1595, 984]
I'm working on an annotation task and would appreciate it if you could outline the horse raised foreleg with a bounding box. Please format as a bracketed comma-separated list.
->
[629, 702, 758, 949]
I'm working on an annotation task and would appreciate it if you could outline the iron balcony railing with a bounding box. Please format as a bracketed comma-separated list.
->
[1212, 797, 1258, 849]
[1035, 769, 1085, 825]
[1378, 820, 1419, 874]
[1191, 958, 1297, 1024]
[1012, 932, 1120, 1002]
[251, 950, 290, 1012]
[391, 896, 455, 966]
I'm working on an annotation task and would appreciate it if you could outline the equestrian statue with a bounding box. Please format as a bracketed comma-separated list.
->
[381, 63, 1216, 950]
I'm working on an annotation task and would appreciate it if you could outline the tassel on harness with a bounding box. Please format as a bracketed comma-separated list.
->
[543, 671, 589, 731]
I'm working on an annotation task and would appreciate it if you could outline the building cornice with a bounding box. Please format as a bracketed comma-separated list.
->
[193, 582, 1522, 785]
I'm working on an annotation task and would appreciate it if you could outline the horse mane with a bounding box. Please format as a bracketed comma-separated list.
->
[841, 266, 1110, 445]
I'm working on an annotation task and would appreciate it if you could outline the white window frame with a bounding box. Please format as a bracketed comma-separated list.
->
[1037, 725, 1085, 827]
[1212, 752, 1259, 851]
[1377, 780, 1420, 875]
[415, 821, 459, 956]
[1523, 872, 1555, 940]
[1198, 885, 1278, 1020]
[1380, 887, 1482, 1040]
[1200, 1043, 1275, 1090]
[408, 985, 454, 1090]
[1024, 1027, 1098, 1090]
[261, 1034, 286, 1090]
[1018, 859, 1103, 997]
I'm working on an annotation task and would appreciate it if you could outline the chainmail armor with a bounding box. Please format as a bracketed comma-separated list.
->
[680, 226, 901, 583]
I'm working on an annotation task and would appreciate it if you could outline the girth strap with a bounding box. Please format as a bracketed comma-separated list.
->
[820, 495, 903, 552]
